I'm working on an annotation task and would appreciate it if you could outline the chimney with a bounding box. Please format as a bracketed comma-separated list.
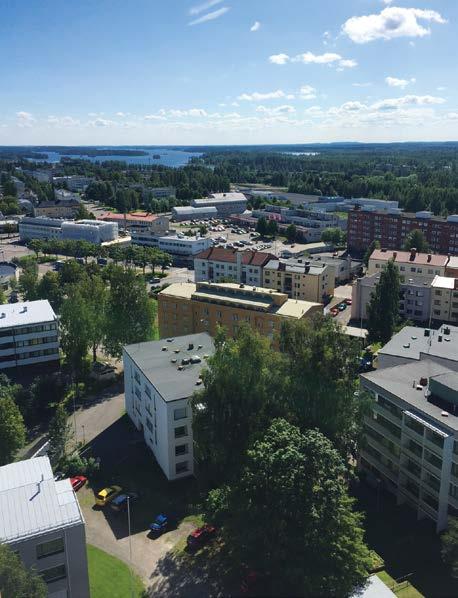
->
[393, 251, 397, 259]
[427, 254, 432, 263]
[410, 247, 417, 261]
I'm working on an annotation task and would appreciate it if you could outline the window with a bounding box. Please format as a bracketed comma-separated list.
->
[134, 371, 140, 384]
[36, 538, 64, 559]
[175, 444, 188, 456]
[40, 564, 66, 584]
[176, 461, 189, 474]
[146, 418, 153, 432]
[174, 407, 187, 421]
[175, 425, 187, 438]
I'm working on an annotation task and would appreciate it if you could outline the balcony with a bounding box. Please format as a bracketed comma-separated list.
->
[402, 422, 424, 445]
[365, 435, 400, 464]
[365, 417, 401, 445]
[373, 402, 402, 426]
[361, 449, 399, 484]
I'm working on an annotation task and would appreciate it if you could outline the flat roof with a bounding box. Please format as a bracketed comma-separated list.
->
[447, 257, 458, 270]
[0, 457, 84, 543]
[98, 211, 159, 223]
[378, 325, 458, 363]
[124, 333, 214, 402]
[432, 275, 457, 290]
[362, 360, 458, 432]
[0, 300, 56, 329]
[264, 259, 326, 275]
[370, 249, 449, 267]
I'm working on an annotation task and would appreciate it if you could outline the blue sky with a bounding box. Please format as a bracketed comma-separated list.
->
[1, 0, 457, 145]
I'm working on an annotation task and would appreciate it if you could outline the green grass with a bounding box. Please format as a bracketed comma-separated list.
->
[87, 544, 144, 598]
[377, 571, 423, 598]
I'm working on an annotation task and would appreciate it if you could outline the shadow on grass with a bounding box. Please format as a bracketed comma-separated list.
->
[82, 414, 209, 540]
[355, 482, 458, 598]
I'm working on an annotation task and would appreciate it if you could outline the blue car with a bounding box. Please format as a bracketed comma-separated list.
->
[149, 514, 168, 536]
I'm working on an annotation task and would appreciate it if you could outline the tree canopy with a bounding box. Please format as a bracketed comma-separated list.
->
[366, 259, 401, 345]
[403, 229, 431, 253]
[0, 378, 26, 466]
[0, 544, 47, 598]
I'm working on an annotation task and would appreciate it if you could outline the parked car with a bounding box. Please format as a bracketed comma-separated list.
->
[149, 514, 168, 536]
[97, 257, 108, 266]
[338, 303, 347, 311]
[330, 308, 339, 317]
[76, 257, 85, 265]
[344, 298, 352, 305]
[110, 492, 139, 512]
[70, 476, 87, 492]
[150, 277, 161, 284]
[95, 485, 122, 507]
[186, 525, 216, 550]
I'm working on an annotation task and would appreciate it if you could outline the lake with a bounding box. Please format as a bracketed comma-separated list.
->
[29, 147, 203, 168]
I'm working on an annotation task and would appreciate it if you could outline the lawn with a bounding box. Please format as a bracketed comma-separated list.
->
[87, 544, 144, 598]
[377, 570, 423, 598]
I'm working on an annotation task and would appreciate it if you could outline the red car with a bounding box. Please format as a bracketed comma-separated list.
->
[330, 308, 339, 317]
[186, 525, 216, 549]
[344, 298, 352, 305]
[70, 476, 87, 492]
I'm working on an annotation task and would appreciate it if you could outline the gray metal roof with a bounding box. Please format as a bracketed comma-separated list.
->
[378, 325, 458, 363]
[123, 333, 214, 402]
[361, 360, 458, 433]
[0, 300, 57, 329]
[264, 259, 326, 276]
[0, 457, 84, 544]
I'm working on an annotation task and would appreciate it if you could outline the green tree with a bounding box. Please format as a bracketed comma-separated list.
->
[191, 326, 286, 481]
[321, 227, 345, 244]
[80, 275, 108, 362]
[0, 286, 6, 304]
[0, 380, 26, 465]
[266, 218, 278, 237]
[0, 544, 47, 598]
[104, 268, 155, 357]
[60, 287, 91, 378]
[48, 402, 72, 466]
[441, 517, 458, 579]
[35, 271, 64, 311]
[206, 419, 371, 597]
[363, 239, 380, 268]
[18, 261, 38, 301]
[256, 216, 268, 237]
[28, 239, 44, 258]
[366, 259, 400, 345]
[403, 229, 430, 253]
[285, 223, 297, 243]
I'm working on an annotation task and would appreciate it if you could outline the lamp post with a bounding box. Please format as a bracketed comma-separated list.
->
[127, 495, 134, 598]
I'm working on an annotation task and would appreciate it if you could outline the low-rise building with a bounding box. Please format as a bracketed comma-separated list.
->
[308, 254, 362, 283]
[194, 247, 276, 287]
[52, 175, 94, 192]
[61, 219, 118, 244]
[0, 300, 59, 370]
[171, 206, 218, 221]
[262, 259, 333, 303]
[158, 281, 322, 343]
[54, 188, 80, 203]
[0, 456, 90, 597]
[98, 211, 169, 233]
[431, 276, 458, 325]
[360, 356, 458, 532]
[157, 235, 212, 258]
[191, 192, 247, 217]
[19, 216, 62, 241]
[123, 333, 214, 481]
[368, 248, 449, 281]
[34, 198, 81, 219]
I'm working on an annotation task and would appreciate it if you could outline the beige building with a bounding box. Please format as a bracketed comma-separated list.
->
[431, 276, 458, 324]
[34, 198, 81, 219]
[158, 282, 322, 344]
[368, 248, 449, 281]
[262, 259, 333, 303]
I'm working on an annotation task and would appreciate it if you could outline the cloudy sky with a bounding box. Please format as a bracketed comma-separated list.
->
[1, 0, 457, 145]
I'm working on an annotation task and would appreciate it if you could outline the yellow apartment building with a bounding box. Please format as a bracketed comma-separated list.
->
[262, 259, 333, 303]
[158, 282, 322, 344]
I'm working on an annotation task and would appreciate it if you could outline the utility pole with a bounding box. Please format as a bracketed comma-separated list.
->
[127, 495, 134, 598]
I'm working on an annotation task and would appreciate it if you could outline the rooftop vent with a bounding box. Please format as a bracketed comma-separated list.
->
[21, 306, 28, 313]
[438, 335, 443, 343]
[198, 344, 203, 349]
[239, 283, 245, 288]
[441, 411, 449, 417]
[411, 336, 417, 340]
[188, 343, 194, 350]
[177, 365, 184, 371]
[444, 327, 451, 336]
[419, 377, 428, 386]
[424, 329, 430, 337]
[174, 349, 180, 353]
[416, 385, 423, 391]
[0, 313, 5, 319]
[403, 343, 410, 349]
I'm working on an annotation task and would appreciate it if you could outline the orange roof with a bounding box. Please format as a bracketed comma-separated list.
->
[97, 211, 158, 223]
[370, 249, 449, 267]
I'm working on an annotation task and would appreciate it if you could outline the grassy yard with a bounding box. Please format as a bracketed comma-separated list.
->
[87, 544, 144, 598]
[377, 570, 423, 598]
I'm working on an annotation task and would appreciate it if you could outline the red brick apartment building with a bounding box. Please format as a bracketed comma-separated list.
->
[347, 208, 458, 255]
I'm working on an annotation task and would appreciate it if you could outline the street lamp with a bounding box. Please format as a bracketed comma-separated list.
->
[127, 495, 134, 598]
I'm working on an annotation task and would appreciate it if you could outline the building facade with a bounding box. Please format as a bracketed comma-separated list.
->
[171, 206, 219, 221]
[97, 211, 170, 233]
[19, 216, 62, 241]
[347, 208, 458, 255]
[368, 248, 449, 281]
[194, 247, 276, 287]
[262, 259, 333, 303]
[61, 220, 118, 244]
[52, 175, 94, 192]
[430, 276, 458, 325]
[123, 333, 214, 481]
[0, 456, 90, 597]
[158, 281, 322, 343]
[0, 300, 59, 370]
[191, 192, 247, 217]
[157, 235, 212, 257]
[34, 199, 81, 219]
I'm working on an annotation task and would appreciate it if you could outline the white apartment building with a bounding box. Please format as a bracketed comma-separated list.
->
[430, 276, 458, 325]
[157, 234, 212, 257]
[0, 456, 90, 597]
[61, 219, 118, 244]
[194, 247, 275, 287]
[123, 333, 215, 481]
[54, 189, 80, 203]
[52, 175, 94, 192]
[0, 300, 59, 370]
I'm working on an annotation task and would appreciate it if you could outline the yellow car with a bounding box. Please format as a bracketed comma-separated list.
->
[95, 485, 122, 507]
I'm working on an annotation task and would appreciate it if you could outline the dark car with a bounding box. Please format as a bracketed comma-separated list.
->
[186, 525, 216, 550]
[149, 514, 168, 536]
[97, 257, 108, 266]
[338, 303, 347, 311]
[110, 492, 139, 512]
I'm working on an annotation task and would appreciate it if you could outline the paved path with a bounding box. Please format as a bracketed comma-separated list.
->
[73, 392, 125, 446]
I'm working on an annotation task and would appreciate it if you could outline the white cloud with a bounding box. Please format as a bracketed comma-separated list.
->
[16, 111, 35, 127]
[47, 116, 80, 127]
[385, 76, 416, 88]
[270, 51, 357, 69]
[372, 94, 445, 110]
[188, 6, 230, 26]
[256, 105, 296, 116]
[90, 118, 115, 127]
[352, 82, 372, 88]
[382, 0, 393, 4]
[238, 89, 289, 102]
[299, 85, 316, 100]
[342, 7, 447, 44]
[447, 112, 458, 120]
[144, 114, 167, 121]
[189, 0, 223, 16]
[250, 21, 261, 32]
[116, 112, 126, 117]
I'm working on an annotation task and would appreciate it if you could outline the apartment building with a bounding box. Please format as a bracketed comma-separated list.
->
[54, 189, 80, 203]
[52, 175, 94, 192]
[262, 259, 333, 303]
[123, 333, 214, 481]
[191, 192, 247, 217]
[352, 273, 433, 322]
[368, 248, 449, 281]
[430, 277, 458, 325]
[347, 208, 458, 255]
[158, 281, 322, 343]
[34, 198, 81, 219]
[194, 247, 276, 287]
[0, 456, 90, 597]
[308, 254, 362, 284]
[0, 300, 59, 370]
[360, 329, 458, 531]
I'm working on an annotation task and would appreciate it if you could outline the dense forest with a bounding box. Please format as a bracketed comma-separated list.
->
[1, 142, 458, 215]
